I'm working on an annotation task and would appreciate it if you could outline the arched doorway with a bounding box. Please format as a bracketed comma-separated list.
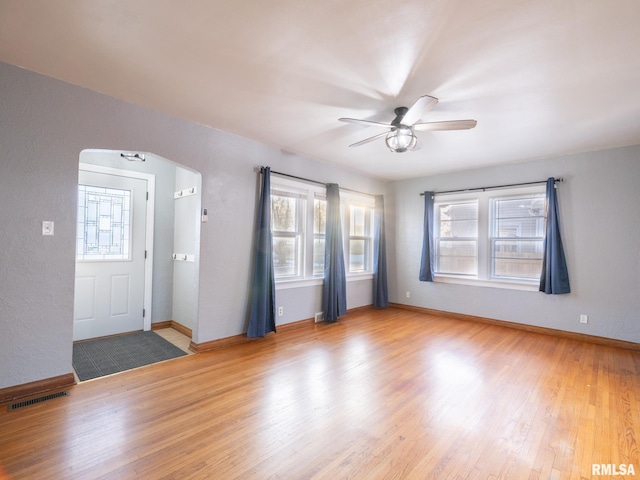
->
[73, 149, 202, 344]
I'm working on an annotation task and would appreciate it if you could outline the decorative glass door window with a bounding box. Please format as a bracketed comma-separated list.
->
[76, 185, 132, 261]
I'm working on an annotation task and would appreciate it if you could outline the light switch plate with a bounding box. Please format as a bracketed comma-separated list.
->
[42, 221, 55, 236]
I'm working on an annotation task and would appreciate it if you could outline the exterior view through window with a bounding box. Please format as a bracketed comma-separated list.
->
[434, 185, 546, 287]
[270, 177, 374, 283]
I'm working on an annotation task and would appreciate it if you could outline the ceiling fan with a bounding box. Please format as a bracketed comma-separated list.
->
[339, 95, 477, 153]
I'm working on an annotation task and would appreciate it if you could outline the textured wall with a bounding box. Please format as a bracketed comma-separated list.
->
[172, 166, 201, 330]
[0, 62, 386, 388]
[387, 146, 640, 343]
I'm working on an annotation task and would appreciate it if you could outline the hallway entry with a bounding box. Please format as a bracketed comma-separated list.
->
[74, 164, 155, 340]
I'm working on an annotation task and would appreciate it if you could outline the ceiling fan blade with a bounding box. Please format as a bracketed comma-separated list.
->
[339, 118, 393, 129]
[348, 131, 389, 147]
[413, 119, 477, 131]
[401, 95, 439, 126]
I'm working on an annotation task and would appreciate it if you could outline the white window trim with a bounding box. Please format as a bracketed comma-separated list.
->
[276, 277, 324, 290]
[341, 191, 375, 276]
[435, 275, 539, 291]
[271, 176, 323, 283]
[275, 274, 373, 291]
[270, 176, 375, 289]
[433, 185, 545, 291]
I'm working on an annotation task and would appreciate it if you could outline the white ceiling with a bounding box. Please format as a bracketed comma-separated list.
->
[2, 0, 640, 180]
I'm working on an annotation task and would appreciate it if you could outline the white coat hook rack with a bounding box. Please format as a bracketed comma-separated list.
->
[172, 253, 195, 262]
[174, 187, 197, 199]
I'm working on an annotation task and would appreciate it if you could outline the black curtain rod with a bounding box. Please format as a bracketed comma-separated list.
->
[419, 177, 563, 196]
[271, 170, 325, 187]
[260, 168, 376, 197]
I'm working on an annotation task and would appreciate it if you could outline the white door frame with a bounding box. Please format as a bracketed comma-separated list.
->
[78, 162, 155, 331]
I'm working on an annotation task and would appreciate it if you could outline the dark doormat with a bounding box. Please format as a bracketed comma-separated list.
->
[73, 331, 188, 381]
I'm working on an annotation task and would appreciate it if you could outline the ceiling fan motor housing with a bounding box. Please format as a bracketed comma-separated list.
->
[392, 107, 409, 126]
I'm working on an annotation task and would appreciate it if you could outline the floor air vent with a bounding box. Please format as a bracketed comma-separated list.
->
[8, 390, 69, 411]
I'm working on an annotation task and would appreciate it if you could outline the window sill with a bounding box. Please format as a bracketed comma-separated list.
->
[434, 275, 539, 292]
[275, 277, 324, 290]
[346, 273, 374, 282]
[275, 273, 374, 290]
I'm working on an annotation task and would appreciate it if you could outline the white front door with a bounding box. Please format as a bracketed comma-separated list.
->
[74, 170, 147, 340]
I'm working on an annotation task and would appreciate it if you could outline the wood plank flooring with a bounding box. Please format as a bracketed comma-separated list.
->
[1, 307, 639, 479]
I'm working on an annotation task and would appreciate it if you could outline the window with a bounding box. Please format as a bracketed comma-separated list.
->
[435, 201, 478, 276]
[271, 189, 305, 278]
[313, 195, 326, 276]
[76, 184, 131, 261]
[433, 185, 545, 288]
[347, 204, 372, 273]
[490, 194, 545, 280]
[270, 177, 374, 284]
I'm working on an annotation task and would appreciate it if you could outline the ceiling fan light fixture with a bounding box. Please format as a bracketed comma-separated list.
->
[385, 126, 417, 153]
[340, 95, 475, 151]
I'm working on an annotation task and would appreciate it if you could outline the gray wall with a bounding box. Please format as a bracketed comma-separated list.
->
[387, 146, 640, 343]
[0, 62, 385, 389]
[172, 166, 201, 331]
[3, 58, 638, 391]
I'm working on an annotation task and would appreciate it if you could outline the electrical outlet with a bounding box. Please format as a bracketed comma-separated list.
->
[42, 221, 55, 236]
[278, 306, 284, 316]
[406, 291, 411, 298]
[580, 314, 588, 324]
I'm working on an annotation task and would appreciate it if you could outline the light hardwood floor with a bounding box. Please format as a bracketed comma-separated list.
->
[154, 327, 195, 355]
[1, 307, 639, 479]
